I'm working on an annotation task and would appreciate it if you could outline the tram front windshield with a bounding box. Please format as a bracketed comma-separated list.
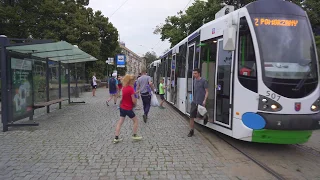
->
[251, 14, 318, 98]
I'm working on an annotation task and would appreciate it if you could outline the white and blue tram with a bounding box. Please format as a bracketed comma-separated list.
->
[149, 0, 320, 144]
[147, 60, 161, 93]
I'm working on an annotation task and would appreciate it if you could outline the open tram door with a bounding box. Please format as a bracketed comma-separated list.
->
[186, 43, 196, 115]
[186, 42, 201, 114]
[213, 39, 234, 128]
[170, 54, 177, 105]
[165, 53, 172, 102]
[159, 58, 166, 94]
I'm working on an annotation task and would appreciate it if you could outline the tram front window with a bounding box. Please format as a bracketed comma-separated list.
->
[251, 15, 318, 98]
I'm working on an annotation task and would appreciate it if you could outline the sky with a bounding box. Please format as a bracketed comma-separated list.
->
[88, 0, 193, 57]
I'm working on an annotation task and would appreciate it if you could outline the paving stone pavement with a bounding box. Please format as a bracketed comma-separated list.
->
[0, 88, 239, 180]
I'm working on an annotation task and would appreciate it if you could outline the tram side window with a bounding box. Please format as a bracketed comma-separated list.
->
[167, 57, 172, 78]
[178, 44, 187, 77]
[238, 17, 257, 93]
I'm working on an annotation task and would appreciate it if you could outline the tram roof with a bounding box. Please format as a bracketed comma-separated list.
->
[6, 41, 98, 64]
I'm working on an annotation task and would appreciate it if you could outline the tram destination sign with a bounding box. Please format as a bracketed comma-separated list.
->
[254, 18, 298, 27]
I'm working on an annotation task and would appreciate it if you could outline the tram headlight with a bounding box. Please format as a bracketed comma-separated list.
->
[258, 95, 282, 112]
[311, 98, 320, 112]
[271, 105, 278, 109]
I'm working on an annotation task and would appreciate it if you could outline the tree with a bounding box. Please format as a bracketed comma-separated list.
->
[153, 0, 221, 47]
[143, 51, 158, 67]
[0, 0, 120, 80]
[221, 0, 255, 9]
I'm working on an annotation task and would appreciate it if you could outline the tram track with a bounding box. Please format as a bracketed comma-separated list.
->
[291, 144, 320, 158]
[214, 134, 320, 179]
[165, 101, 320, 179]
[197, 125, 320, 180]
[170, 107, 281, 178]
[211, 132, 286, 180]
[200, 129, 286, 180]
[169, 103, 286, 179]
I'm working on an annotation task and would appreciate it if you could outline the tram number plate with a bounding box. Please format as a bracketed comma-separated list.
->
[266, 91, 281, 101]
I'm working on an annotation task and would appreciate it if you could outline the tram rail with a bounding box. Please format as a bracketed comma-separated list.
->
[292, 144, 320, 158]
[166, 102, 286, 180]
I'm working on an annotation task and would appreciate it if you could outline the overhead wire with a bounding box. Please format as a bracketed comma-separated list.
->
[109, 0, 130, 18]
[151, 0, 194, 55]
[183, 0, 193, 11]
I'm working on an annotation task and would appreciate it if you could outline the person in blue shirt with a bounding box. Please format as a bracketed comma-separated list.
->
[106, 73, 119, 106]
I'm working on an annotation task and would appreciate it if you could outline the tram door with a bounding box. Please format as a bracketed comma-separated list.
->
[164, 57, 169, 100]
[186, 43, 196, 114]
[170, 55, 177, 104]
[214, 39, 233, 127]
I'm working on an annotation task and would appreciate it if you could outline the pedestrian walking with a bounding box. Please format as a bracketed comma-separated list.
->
[159, 79, 166, 109]
[136, 68, 154, 123]
[117, 75, 123, 98]
[188, 68, 209, 137]
[134, 75, 141, 110]
[92, 73, 97, 96]
[113, 74, 143, 143]
[106, 73, 119, 106]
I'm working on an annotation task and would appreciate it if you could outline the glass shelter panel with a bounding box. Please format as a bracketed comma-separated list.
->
[33, 59, 47, 103]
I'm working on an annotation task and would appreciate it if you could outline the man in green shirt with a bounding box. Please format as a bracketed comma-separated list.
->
[159, 79, 166, 109]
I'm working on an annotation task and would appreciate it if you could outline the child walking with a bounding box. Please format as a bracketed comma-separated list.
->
[113, 74, 143, 143]
[159, 79, 166, 109]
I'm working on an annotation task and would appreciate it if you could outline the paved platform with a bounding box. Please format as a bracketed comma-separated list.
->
[0, 88, 274, 180]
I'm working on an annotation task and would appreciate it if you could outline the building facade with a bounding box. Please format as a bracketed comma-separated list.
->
[119, 43, 146, 76]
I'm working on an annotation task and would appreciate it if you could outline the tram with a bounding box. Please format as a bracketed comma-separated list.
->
[147, 60, 161, 93]
[150, 0, 320, 144]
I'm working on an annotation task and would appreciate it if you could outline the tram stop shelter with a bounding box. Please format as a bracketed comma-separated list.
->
[0, 36, 98, 132]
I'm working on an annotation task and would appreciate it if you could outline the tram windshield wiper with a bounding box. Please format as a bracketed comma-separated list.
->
[293, 60, 312, 91]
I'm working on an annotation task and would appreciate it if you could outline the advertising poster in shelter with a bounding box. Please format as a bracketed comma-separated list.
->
[11, 58, 33, 121]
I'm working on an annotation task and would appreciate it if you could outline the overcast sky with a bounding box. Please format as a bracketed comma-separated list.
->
[89, 0, 193, 57]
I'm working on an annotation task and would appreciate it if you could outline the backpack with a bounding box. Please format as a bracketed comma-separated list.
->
[109, 77, 117, 92]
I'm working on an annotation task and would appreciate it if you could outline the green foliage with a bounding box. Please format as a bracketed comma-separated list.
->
[153, 0, 224, 47]
[87, 60, 105, 79]
[33, 75, 46, 101]
[144, 51, 158, 67]
[33, 75, 46, 92]
[316, 36, 320, 58]
[300, 0, 320, 31]
[315, 36, 320, 48]
[0, 0, 120, 81]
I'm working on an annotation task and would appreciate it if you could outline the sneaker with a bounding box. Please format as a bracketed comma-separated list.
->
[106, 101, 109, 106]
[187, 130, 194, 137]
[159, 106, 165, 109]
[132, 135, 142, 140]
[113, 138, 123, 144]
[143, 115, 147, 123]
[204, 114, 208, 125]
